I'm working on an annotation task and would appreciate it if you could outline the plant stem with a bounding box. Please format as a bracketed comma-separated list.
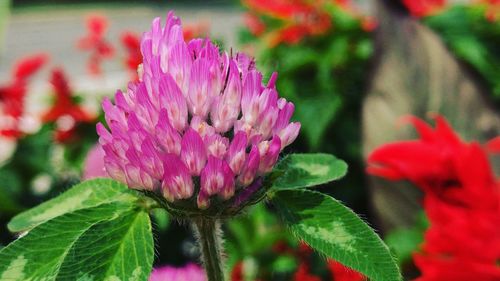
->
[194, 218, 225, 281]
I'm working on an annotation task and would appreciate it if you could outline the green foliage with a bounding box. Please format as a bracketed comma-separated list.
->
[0, 169, 23, 214]
[0, 179, 154, 281]
[270, 153, 347, 190]
[385, 212, 428, 266]
[225, 204, 291, 271]
[0, 126, 53, 215]
[271, 189, 402, 281]
[247, 8, 373, 151]
[425, 5, 500, 99]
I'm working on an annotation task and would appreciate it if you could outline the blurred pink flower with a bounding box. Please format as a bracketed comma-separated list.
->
[83, 144, 107, 180]
[149, 264, 206, 281]
[97, 11, 300, 209]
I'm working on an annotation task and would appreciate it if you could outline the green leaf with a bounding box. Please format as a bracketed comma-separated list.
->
[0, 202, 154, 281]
[0, 169, 23, 214]
[385, 228, 423, 266]
[270, 153, 347, 190]
[271, 189, 401, 281]
[271, 255, 297, 273]
[8, 178, 137, 232]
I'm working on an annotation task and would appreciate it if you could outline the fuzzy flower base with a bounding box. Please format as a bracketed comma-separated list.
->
[149, 264, 206, 281]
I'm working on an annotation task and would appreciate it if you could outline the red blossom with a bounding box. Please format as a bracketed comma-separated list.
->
[327, 260, 366, 281]
[367, 116, 498, 209]
[120, 31, 142, 80]
[230, 262, 244, 281]
[402, 0, 447, 18]
[0, 54, 49, 138]
[367, 115, 500, 280]
[182, 22, 210, 42]
[77, 14, 115, 76]
[294, 263, 321, 281]
[243, 0, 333, 47]
[481, 0, 500, 22]
[42, 68, 94, 142]
[13, 53, 49, 81]
[486, 136, 500, 153]
[244, 13, 266, 36]
[361, 17, 378, 32]
[413, 196, 500, 281]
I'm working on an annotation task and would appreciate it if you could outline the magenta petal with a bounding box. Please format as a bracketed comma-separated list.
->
[200, 156, 235, 204]
[238, 145, 260, 186]
[258, 135, 281, 174]
[187, 58, 213, 118]
[278, 122, 301, 149]
[180, 128, 207, 175]
[158, 74, 188, 132]
[204, 134, 229, 159]
[226, 131, 247, 175]
[168, 41, 192, 94]
[155, 109, 182, 154]
[162, 153, 193, 201]
[274, 99, 295, 133]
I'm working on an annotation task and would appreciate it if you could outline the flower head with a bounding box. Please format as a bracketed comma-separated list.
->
[98, 11, 300, 210]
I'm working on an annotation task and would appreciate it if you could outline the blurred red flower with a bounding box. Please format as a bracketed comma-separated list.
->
[42, 68, 94, 142]
[481, 0, 499, 22]
[183, 22, 210, 42]
[367, 116, 498, 209]
[413, 196, 500, 281]
[327, 260, 366, 281]
[294, 263, 321, 281]
[0, 53, 48, 138]
[243, 0, 374, 46]
[77, 14, 115, 76]
[402, 0, 447, 17]
[120, 31, 142, 81]
[242, 0, 332, 47]
[244, 13, 266, 36]
[367, 115, 500, 280]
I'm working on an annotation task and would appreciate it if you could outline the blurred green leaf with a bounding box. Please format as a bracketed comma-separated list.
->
[385, 212, 428, 265]
[0, 169, 23, 214]
[295, 95, 342, 149]
[271, 255, 297, 273]
[425, 5, 500, 97]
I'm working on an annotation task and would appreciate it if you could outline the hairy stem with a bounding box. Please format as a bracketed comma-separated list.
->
[194, 218, 225, 281]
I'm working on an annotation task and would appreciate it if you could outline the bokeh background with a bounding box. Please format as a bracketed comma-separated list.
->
[1, 0, 499, 280]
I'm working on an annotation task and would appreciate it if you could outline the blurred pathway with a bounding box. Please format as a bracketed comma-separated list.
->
[0, 5, 243, 91]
